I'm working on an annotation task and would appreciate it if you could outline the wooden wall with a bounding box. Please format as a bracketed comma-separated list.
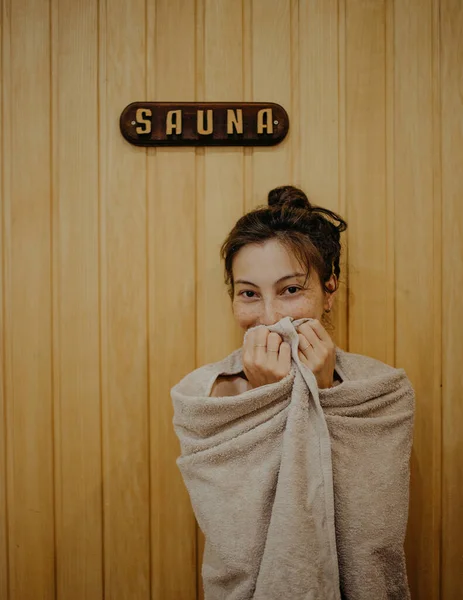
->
[0, 1, 462, 599]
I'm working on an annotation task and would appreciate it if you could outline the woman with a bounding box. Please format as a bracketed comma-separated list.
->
[211, 185, 344, 397]
[171, 186, 415, 600]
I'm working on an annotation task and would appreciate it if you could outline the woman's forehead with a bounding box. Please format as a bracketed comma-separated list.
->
[233, 240, 309, 281]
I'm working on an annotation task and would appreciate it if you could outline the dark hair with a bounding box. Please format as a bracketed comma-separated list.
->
[220, 185, 347, 302]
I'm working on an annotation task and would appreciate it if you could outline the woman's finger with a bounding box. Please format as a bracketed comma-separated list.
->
[252, 326, 270, 364]
[266, 332, 282, 369]
[266, 331, 282, 350]
[297, 333, 314, 361]
[243, 327, 265, 364]
[298, 349, 311, 365]
[297, 323, 323, 352]
[299, 319, 332, 345]
[277, 342, 292, 375]
[243, 328, 258, 359]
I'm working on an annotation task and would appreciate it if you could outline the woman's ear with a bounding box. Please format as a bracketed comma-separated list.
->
[324, 274, 338, 311]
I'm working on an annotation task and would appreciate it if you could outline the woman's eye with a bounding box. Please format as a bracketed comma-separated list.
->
[240, 290, 256, 298]
[285, 286, 301, 295]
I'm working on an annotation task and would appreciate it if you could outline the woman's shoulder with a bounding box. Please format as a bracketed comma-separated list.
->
[171, 349, 243, 397]
[335, 347, 403, 382]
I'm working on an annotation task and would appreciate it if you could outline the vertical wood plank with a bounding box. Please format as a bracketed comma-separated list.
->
[2, 0, 55, 597]
[0, 5, 9, 597]
[337, 0, 348, 352]
[299, 0, 347, 349]
[345, 0, 390, 361]
[242, 0, 253, 213]
[385, 0, 395, 368]
[99, 0, 150, 596]
[195, 2, 206, 596]
[196, 1, 245, 597]
[251, 0, 292, 205]
[394, 1, 442, 598]
[51, 0, 103, 598]
[441, 0, 463, 598]
[290, 0, 300, 186]
[299, 0, 339, 205]
[148, 1, 197, 598]
[197, 0, 244, 366]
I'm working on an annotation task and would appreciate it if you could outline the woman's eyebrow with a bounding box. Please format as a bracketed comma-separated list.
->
[234, 279, 258, 287]
[275, 272, 306, 284]
[235, 272, 306, 287]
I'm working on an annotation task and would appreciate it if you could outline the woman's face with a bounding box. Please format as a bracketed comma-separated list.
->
[232, 239, 337, 331]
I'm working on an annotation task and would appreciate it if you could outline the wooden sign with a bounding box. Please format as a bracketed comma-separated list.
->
[119, 102, 289, 147]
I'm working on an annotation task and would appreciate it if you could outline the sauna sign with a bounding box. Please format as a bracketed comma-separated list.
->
[119, 102, 289, 147]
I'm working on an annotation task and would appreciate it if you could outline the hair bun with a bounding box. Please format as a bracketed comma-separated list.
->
[268, 185, 312, 210]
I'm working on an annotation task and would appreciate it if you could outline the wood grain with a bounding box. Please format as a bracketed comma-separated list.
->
[197, 0, 244, 366]
[441, 1, 463, 598]
[51, 0, 103, 598]
[196, 1, 246, 597]
[299, 0, 340, 206]
[345, 0, 390, 362]
[99, 0, 150, 596]
[299, 0, 347, 349]
[3, 0, 55, 597]
[251, 0, 292, 203]
[195, 2, 206, 595]
[0, 5, 8, 598]
[394, 2, 442, 598]
[149, 1, 197, 598]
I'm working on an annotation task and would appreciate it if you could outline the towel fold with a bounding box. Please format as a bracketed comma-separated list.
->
[171, 316, 415, 600]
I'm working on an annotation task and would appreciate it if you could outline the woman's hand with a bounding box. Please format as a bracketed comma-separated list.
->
[296, 319, 336, 389]
[242, 327, 292, 389]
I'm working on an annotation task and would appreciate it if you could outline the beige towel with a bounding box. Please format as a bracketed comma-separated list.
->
[171, 317, 415, 599]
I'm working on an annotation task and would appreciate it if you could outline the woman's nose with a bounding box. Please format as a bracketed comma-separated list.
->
[260, 302, 280, 326]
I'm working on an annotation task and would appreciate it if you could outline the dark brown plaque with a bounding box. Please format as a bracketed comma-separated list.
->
[119, 102, 289, 147]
